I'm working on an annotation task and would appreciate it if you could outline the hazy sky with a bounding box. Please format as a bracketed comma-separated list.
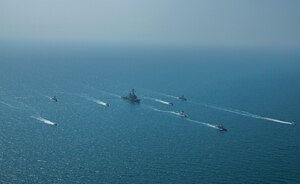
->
[1, 0, 299, 47]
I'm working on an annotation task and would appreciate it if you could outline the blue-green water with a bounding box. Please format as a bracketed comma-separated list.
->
[0, 44, 299, 183]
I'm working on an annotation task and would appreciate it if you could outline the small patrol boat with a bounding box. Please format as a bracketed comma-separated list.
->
[51, 96, 58, 102]
[178, 95, 187, 101]
[216, 124, 227, 131]
[178, 111, 187, 118]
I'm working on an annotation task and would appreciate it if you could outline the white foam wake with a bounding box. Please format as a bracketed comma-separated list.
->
[143, 97, 173, 106]
[93, 99, 109, 107]
[142, 89, 178, 99]
[31, 116, 57, 126]
[163, 94, 178, 99]
[79, 94, 109, 107]
[201, 103, 295, 125]
[149, 107, 180, 116]
[154, 99, 172, 105]
[148, 106, 219, 129]
[155, 90, 294, 125]
[45, 95, 53, 100]
[185, 118, 219, 129]
[156, 92, 178, 99]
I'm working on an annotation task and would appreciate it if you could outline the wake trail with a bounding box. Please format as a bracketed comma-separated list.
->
[146, 106, 219, 129]
[146, 106, 178, 115]
[186, 118, 219, 129]
[0, 101, 18, 109]
[45, 95, 53, 100]
[153, 91, 178, 99]
[192, 102, 295, 125]
[142, 96, 173, 106]
[26, 89, 55, 101]
[10, 101, 57, 126]
[2, 95, 59, 126]
[141, 89, 178, 99]
[14, 96, 35, 100]
[160, 93, 178, 99]
[17, 101, 40, 115]
[78, 94, 109, 107]
[31, 116, 57, 126]
[93, 99, 109, 107]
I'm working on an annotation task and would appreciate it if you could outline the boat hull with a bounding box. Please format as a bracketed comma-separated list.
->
[121, 96, 141, 103]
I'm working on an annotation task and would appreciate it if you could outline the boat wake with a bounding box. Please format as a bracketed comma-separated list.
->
[153, 91, 295, 126]
[185, 118, 219, 129]
[0, 101, 18, 109]
[142, 89, 178, 99]
[31, 116, 57, 126]
[80, 94, 109, 107]
[149, 106, 179, 116]
[191, 102, 295, 125]
[148, 106, 219, 129]
[8, 98, 59, 126]
[143, 97, 173, 106]
[14, 96, 35, 100]
[16, 101, 40, 115]
[93, 99, 109, 107]
[160, 93, 178, 99]
[45, 95, 53, 100]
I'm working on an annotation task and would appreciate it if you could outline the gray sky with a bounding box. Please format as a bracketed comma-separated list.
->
[1, 0, 299, 47]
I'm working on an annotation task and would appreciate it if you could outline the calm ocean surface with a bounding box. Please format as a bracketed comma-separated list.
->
[0, 43, 299, 183]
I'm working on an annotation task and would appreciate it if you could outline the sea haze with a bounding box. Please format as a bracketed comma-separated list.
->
[0, 43, 299, 183]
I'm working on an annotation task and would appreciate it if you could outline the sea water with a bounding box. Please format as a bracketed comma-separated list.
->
[0, 43, 299, 183]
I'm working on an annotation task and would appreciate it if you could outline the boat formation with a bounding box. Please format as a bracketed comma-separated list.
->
[50, 88, 227, 131]
[121, 89, 226, 131]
